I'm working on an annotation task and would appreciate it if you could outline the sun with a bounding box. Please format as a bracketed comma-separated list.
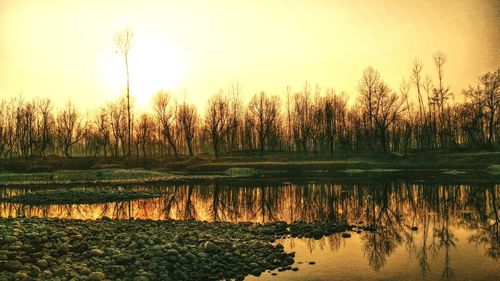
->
[99, 33, 187, 108]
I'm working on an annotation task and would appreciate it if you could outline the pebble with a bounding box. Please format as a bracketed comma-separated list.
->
[88, 271, 106, 280]
[341, 232, 352, 238]
[90, 249, 104, 256]
[0, 217, 351, 281]
[36, 259, 49, 268]
[13, 272, 28, 280]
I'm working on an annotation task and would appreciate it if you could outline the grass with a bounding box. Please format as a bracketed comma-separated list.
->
[0, 168, 173, 185]
[487, 165, 500, 176]
[0, 152, 498, 186]
[187, 152, 500, 173]
[225, 167, 258, 177]
[0, 188, 169, 205]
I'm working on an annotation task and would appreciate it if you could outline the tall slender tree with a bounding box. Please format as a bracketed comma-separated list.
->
[114, 29, 134, 158]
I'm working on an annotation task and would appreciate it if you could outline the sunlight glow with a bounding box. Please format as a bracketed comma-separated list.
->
[100, 33, 187, 107]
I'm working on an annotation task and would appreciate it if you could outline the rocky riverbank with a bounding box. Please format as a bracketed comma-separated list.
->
[0, 217, 358, 281]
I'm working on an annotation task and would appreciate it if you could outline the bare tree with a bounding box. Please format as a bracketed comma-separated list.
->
[464, 69, 500, 147]
[285, 85, 293, 151]
[400, 79, 413, 154]
[227, 80, 242, 153]
[108, 97, 127, 158]
[0, 101, 7, 158]
[114, 29, 134, 158]
[15, 98, 36, 158]
[136, 113, 154, 158]
[153, 90, 179, 158]
[293, 82, 313, 154]
[248, 91, 280, 156]
[95, 107, 111, 157]
[56, 102, 85, 158]
[411, 59, 425, 124]
[0, 54, 498, 158]
[0, 98, 17, 159]
[206, 92, 228, 158]
[432, 51, 452, 148]
[178, 101, 198, 156]
[411, 58, 425, 149]
[372, 78, 406, 153]
[324, 89, 348, 156]
[433, 51, 451, 111]
[358, 67, 380, 151]
[36, 98, 53, 157]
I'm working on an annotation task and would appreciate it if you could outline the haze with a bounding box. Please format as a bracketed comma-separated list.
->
[0, 0, 498, 110]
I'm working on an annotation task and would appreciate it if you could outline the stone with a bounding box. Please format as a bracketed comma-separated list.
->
[90, 249, 104, 256]
[3, 236, 17, 244]
[166, 249, 179, 256]
[80, 267, 92, 275]
[0, 260, 22, 272]
[36, 259, 49, 268]
[13, 272, 29, 280]
[250, 268, 262, 276]
[341, 232, 351, 238]
[54, 267, 68, 276]
[115, 254, 134, 264]
[184, 252, 196, 260]
[58, 243, 70, 254]
[88, 271, 106, 280]
[203, 241, 219, 253]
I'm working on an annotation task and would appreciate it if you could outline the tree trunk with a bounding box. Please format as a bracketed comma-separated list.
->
[125, 55, 131, 159]
[64, 145, 72, 158]
[380, 127, 388, 153]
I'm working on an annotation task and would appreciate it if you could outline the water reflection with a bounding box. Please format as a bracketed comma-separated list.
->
[1, 181, 498, 278]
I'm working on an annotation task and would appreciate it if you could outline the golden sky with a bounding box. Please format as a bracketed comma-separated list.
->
[0, 0, 498, 110]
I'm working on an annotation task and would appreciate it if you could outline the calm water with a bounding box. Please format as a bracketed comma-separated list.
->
[1, 181, 499, 280]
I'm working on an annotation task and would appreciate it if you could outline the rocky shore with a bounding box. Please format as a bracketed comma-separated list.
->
[0, 217, 362, 281]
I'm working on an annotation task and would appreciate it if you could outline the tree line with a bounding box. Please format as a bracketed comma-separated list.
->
[0, 53, 499, 160]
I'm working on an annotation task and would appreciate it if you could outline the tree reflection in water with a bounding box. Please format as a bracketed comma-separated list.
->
[0, 181, 498, 275]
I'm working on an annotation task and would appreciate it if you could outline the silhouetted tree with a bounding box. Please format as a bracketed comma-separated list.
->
[95, 107, 111, 157]
[227, 80, 242, 154]
[56, 102, 85, 158]
[206, 92, 228, 158]
[372, 79, 406, 153]
[153, 90, 179, 158]
[293, 82, 313, 154]
[108, 97, 127, 158]
[177, 101, 198, 156]
[136, 113, 154, 158]
[358, 67, 380, 151]
[114, 29, 134, 158]
[464, 69, 500, 148]
[36, 98, 54, 157]
[248, 91, 280, 156]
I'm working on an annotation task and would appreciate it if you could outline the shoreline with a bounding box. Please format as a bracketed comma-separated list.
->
[0, 167, 498, 189]
[1, 152, 499, 187]
[0, 217, 353, 280]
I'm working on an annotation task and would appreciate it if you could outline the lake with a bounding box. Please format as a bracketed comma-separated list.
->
[1, 180, 499, 280]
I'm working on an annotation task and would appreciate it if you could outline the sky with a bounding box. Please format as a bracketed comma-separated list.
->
[0, 0, 499, 111]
